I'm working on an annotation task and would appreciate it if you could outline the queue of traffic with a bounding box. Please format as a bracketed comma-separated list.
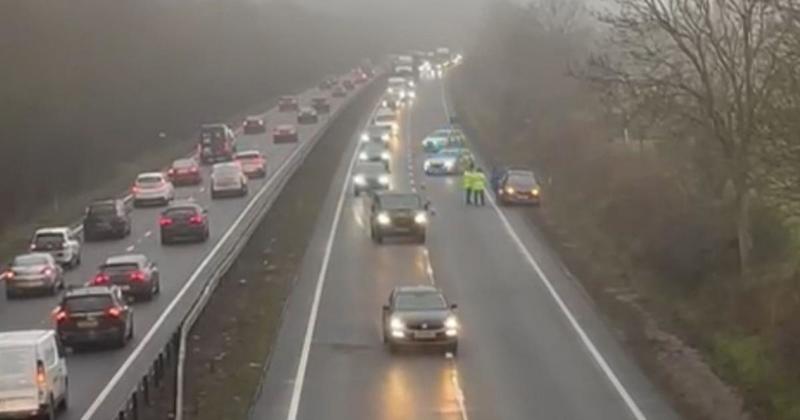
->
[0, 66, 372, 420]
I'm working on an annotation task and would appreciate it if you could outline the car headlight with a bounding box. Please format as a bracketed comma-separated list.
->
[399, 91, 406, 98]
[361, 133, 369, 142]
[390, 316, 405, 330]
[381, 133, 389, 141]
[506, 187, 515, 194]
[381, 152, 391, 161]
[414, 211, 427, 224]
[445, 316, 458, 329]
[424, 161, 431, 170]
[532, 188, 540, 196]
[353, 174, 366, 185]
[409, 81, 415, 87]
[378, 175, 390, 185]
[388, 88, 394, 93]
[444, 161, 455, 169]
[359, 152, 368, 160]
[377, 212, 391, 225]
[409, 91, 416, 98]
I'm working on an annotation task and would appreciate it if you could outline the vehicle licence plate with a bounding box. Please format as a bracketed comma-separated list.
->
[77, 320, 98, 328]
[414, 331, 436, 339]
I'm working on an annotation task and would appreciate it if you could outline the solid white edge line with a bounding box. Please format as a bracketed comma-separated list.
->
[285, 100, 382, 420]
[438, 78, 648, 420]
[81, 95, 326, 420]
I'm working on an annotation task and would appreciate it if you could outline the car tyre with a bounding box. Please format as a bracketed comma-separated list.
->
[42, 396, 56, 420]
[448, 343, 459, 356]
[128, 318, 134, 340]
[5, 288, 17, 300]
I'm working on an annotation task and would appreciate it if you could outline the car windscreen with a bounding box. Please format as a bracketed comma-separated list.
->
[87, 203, 116, 216]
[63, 295, 114, 313]
[173, 159, 195, 169]
[235, 153, 260, 161]
[33, 233, 64, 247]
[369, 126, 390, 135]
[356, 164, 386, 176]
[507, 174, 538, 189]
[0, 347, 35, 391]
[214, 166, 240, 176]
[395, 292, 447, 311]
[380, 195, 421, 210]
[164, 207, 199, 218]
[13, 254, 49, 267]
[200, 128, 225, 142]
[375, 115, 394, 123]
[136, 176, 163, 185]
[101, 263, 139, 274]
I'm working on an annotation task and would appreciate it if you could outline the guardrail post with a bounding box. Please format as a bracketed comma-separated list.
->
[142, 375, 151, 406]
[131, 391, 139, 420]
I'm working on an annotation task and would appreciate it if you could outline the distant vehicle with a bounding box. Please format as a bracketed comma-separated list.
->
[273, 124, 299, 144]
[353, 162, 391, 196]
[82, 198, 131, 240]
[234, 150, 267, 178]
[243, 116, 266, 134]
[496, 169, 541, 206]
[392, 54, 418, 80]
[381, 96, 400, 111]
[369, 192, 429, 244]
[387, 77, 413, 100]
[358, 142, 391, 170]
[382, 286, 459, 354]
[361, 125, 392, 145]
[278, 95, 299, 112]
[29, 227, 81, 268]
[311, 96, 331, 114]
[373, 109, 398, 134]
[198, 124, 236, 164]
[297, 107, 319, 125]
[210, 162, 248, 199]
[318, 77, 337, 90]
[54, 286, 133, 349]
[91, 254, 160, 301]
[435, 47, 452, 67]
[131, 172, 174, 207]
[167, 158, 202, 186]
[342, 79, 355, 91]
[0, 330, 68, 419]
[424, 148, 474, 176]
[3, 253, 64, 298]
[422, 128, 466, 153]
[159, 201, 210, 244]
[353, 71, 369, 84]
[332, 85, 347, 98]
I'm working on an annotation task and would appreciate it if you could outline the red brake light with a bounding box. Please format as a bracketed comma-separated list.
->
[168, 169, 175, 175]
[107, 307, 122, 318]
[54, 308, 68, 323]
[190, 167, 199, 173]
[130, 271, 146, 282]
[41, 268, 53, 276]
[3, 270, 14, 280]
[189, 215, 204, 225]
[159, 217, 173, 227]
[131, 186, 140, 193]
[93, 273, 110, 285]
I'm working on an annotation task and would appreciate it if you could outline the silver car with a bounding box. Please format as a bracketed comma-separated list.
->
[3, 253, 64, 298]
[210, 162, 248, 199]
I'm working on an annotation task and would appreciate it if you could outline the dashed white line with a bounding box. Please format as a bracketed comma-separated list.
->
[125, 245, 135, 252]
[144, 230, 152, 238]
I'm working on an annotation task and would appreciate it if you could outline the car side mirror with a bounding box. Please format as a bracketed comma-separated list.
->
[450, 303, 458, 310]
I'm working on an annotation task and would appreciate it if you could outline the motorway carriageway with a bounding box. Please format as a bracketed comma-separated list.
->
[249, 77, 683, 419]
[0, 76, 365, 420]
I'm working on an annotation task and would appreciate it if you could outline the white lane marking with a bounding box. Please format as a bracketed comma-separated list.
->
[144, 230, 152, 238]
[82, 104, 320, 420]
[286, 103, 382, 420]
[450, 368, 470, 420]
[438, 79, 648, 420]
[125, 245, 135, 252]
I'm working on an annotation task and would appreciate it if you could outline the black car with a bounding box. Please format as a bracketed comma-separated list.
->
[311, 97, 331, 114]
[495, 169, 541, 206]
[278, 95, 299, 112]
[82, 199, 131, 241]
[369, 192, 429, 243]
[332, 85, 347, 98]
[90, 254, 160, 301]
[342, 79, 355, 91]
[243, 116, 266, 134]
[352, 162, 391, 196]
[382, 286, 459, 355]
[297, 107, 319, 125]
[54, 286, 133, 349]
[159, 202, 210, 244]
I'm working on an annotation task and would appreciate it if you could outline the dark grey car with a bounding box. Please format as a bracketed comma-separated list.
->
[90, 254, 160, 301]
[369, 192, 429, 244]
[382, 286, 459, 355]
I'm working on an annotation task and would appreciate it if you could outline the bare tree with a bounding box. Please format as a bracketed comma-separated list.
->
[588, 0, 800, 274]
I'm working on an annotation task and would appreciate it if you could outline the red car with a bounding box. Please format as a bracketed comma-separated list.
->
[243, 116, 266, 134]
[278, 95, 299, 112]
[168, 158, 202, 186]
[273, 124, 299, 143]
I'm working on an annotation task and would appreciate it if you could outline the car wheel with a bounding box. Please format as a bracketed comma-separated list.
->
[128, 318, 134, 340]
[353, 188, 360, 197]
[43, 396, 55, 420]
[75, 253, 81, 266]
[5, 288, 17, 300]
[211, 190, 218, 200]
[448, 343, 459, 356]
[154, 277, 161, 295]
[382, 328, 388, 344]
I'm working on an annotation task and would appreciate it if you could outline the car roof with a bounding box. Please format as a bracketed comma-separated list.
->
[34, 227, 70, 235]
[14, 252, 54, 261]
[103, 254, 146, 266]
[376, 191, 421, 201]
[361, 143, 386, 151]
[276, 124, 295, 130]
[245, 115, 261, 120]
[89, 198, 120, 205]
[356, 162, 387, 173]
[394, 285, 440, 294]
[213, 162, 240, 170]
[201, 123, 227, 129]
[0, 330, 53, 347]
[137, 172, 164, 179]
[172, 158, 196, 165]
[235, 150, 262, 158]
[64, 286, 115, 298]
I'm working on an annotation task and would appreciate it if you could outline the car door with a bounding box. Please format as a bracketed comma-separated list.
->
[148, 260, 159, 282]
[42, 337, 64, 400]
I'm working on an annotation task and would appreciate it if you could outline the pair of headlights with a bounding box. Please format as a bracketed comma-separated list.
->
[353, 174, 390, 186]
[377, 211, 426, 226]
[390, 315, 458, 330]
[358, 152, 391, 161]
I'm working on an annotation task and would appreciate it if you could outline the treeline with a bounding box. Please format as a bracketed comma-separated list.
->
[453, 0, 800, 418]
[0, 0, 386, 229]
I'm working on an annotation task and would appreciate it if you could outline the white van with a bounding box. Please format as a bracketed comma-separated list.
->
[0, 330, 68, 419]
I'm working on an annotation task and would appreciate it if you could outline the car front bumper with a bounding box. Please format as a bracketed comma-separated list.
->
[498, 192, 541, 204]
[387, 329, 457, 346]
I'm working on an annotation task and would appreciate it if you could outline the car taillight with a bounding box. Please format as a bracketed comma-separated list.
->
[106, 307, 122, 318]
[3, 270, 14, 280]
[130, 271, 146, 282]
[168, 169, 175, 175]
[190, 167, 199, 173]
[41, 267, 53, 276]
[189, 215, 204, 225]
[131, 186, 140, 193]
[93, 273, 110, 285]
[29, 244, 36, 251]
[53, 307, 68, 323]
[36, 364, 46, 386]
[159, 217, 173, 226]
